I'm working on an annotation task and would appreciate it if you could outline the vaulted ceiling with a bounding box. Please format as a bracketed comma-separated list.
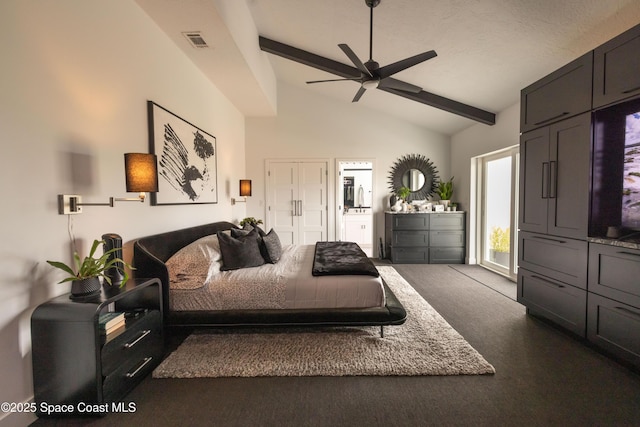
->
[136, 0, 640, 135]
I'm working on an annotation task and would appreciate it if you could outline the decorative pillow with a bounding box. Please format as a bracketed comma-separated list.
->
[261, 228, 283, 263]
[218, 228, 266, 271]
[165, 234, 222, 290]
[231, 227, 253, 238]
[232, 226, 282, 263]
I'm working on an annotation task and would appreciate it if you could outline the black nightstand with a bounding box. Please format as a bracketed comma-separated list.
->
[31, 278, 164, 417]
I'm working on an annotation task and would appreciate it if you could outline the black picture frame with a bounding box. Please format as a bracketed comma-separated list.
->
[147, 101, 218, 205]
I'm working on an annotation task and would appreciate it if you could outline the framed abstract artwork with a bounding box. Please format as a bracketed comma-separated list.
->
[147, 101, 218, 205]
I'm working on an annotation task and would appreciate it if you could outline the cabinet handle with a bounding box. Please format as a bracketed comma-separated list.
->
[125, 357, 153, 378]
[531, 274, 565, 288]
[534, 112, 569, 126]
[615, 306, 640, 320]
[622, 85, 640, 94]
[531, 235, 566, 244]
[617, 251, 640, 258]
[542, 162, 549, 199]
[549, 161, 557, 199]
[124, 329, 151, 349]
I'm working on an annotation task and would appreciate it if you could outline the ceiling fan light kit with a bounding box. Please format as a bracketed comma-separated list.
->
[258, 0, 495, 125]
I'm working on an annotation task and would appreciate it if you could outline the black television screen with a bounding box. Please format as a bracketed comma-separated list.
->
[622, 111, 640, 229]
[591, 96, 640, 238]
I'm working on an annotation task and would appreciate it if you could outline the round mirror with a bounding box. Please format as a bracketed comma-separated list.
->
[402, 169, 425, 192]
[388, 154, 439, 200]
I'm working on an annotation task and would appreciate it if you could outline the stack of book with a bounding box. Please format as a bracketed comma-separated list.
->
[98, 312, 126, 342]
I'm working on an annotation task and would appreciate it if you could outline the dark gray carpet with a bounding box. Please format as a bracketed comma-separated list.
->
[449, 264, 517, 300]
[30, 264, 640, 427]
[153, 267, 494, 378]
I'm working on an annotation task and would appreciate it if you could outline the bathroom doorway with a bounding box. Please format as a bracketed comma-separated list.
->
[336, 160, 374, 256]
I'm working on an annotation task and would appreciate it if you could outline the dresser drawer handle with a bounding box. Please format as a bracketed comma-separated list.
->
[533, 112, 569, 126]
[615, 306, 640, 320]
[531, 274, 565, 288]
[124, 330, 151, 349]
[125, 357, 153, 378]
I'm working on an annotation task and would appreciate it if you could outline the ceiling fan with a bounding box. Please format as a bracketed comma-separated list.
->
[258, 0, 495, 126]
[305, 0, 436, 103]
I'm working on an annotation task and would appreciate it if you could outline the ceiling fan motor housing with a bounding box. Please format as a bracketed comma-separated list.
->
[365, 60, 380, 72]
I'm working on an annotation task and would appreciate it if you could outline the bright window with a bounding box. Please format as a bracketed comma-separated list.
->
[478, 147, 519, 280]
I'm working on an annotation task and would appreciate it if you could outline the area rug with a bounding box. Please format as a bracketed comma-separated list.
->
[153, 266, 495, 378]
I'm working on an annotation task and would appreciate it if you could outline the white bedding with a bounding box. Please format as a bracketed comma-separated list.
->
[169, 244, 385, 311]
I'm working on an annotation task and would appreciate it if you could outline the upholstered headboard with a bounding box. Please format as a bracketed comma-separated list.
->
[133, 221, 237, 317]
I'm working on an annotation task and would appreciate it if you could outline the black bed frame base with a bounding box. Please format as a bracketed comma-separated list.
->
[133, 222, 407, 335]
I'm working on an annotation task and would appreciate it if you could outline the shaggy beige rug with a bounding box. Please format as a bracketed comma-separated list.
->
[153, 266, 495, 378]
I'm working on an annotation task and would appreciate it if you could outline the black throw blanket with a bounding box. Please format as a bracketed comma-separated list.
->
[312, 241, 379, 277]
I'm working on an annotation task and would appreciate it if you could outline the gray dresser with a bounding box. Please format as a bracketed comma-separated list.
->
[384, 212, 465, 264]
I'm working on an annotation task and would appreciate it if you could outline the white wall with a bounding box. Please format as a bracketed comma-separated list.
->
[450, 102, 521, 262]
[0, 2, 245, 425]
[245, 82, 451, 250]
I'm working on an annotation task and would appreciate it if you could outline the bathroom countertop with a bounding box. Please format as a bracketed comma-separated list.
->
[384, 210, 465, 214]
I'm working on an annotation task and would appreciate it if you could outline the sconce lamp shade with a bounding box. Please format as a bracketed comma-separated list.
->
[124, 153, 158, 193]
[239, 179, 252, 197]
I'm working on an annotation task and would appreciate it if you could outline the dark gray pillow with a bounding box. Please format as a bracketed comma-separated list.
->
[218, 229, 265, 271]
[261, 228, 283, 263]
[232, 226, 282, 263]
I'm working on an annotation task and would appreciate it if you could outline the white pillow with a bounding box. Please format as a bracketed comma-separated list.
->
[166, 234, 222, 290]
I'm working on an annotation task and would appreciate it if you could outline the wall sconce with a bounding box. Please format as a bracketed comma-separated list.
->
[58, 153, 158, 214]
[231, 179, 251, 205]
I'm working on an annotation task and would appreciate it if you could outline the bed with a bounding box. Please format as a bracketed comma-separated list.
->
[133, 221, 406, 335]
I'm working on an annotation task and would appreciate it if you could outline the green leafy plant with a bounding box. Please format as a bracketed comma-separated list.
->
[239, 217, 264, 228]
[489, 226, 510, 253]
[396, 186, 411, 200]
[436, 176, 454, 200]
[47, 239, 132, 287]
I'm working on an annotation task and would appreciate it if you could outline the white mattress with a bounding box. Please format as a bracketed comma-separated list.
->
[170, 244, 385, 311]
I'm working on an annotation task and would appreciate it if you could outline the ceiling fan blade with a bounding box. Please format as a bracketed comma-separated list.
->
[259, 37, 495, 126]
[352, 86, 367, 102]
[338, 44, 373, 77]
[378, 86, 496, 125]
[378, 50, 437, 79]
[259, 36, 360, 79]
[307, 77, 362, 84]
[378, 78, 422, 93]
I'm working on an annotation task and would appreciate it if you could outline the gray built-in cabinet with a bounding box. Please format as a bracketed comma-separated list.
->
[517, 23, 640, 370]
[385, 212, 465, 264]
[592, 26, 640, 108]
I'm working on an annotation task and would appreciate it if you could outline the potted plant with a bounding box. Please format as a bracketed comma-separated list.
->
[489, 226, 510, 266]
[47, 239, 132, 299]
[239, 217, 264, 228]
[396, 186, 411, 201]
[436, 176, 454, 208]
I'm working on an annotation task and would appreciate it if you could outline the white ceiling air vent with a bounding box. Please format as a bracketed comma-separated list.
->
[182, 32, 209, 49]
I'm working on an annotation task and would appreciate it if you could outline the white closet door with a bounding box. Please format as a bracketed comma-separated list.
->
[298, 161, 327, 244]
[266, 160, 328, 245]
[267, 162, 298, 245]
